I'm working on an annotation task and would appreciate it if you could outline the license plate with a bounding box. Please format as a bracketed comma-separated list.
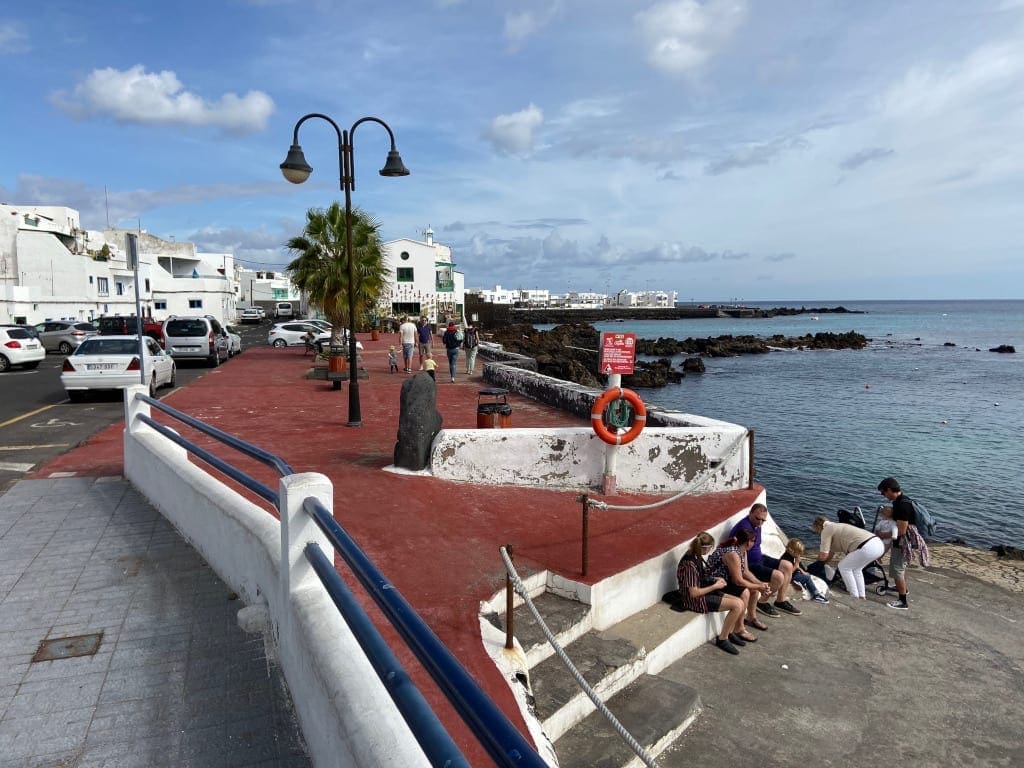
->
[86, 363, 118, 370]
[176, 346, 199, 352]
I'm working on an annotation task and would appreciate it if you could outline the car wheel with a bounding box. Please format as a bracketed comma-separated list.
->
[272, 339, 286, 348]
[21, 361, 40, 370]
[67, 390, 84, 402]
[0, 355, 9, 373]
[209, 351, 220, 367]
[58, 341, 72, 354]
[149, 375, 157, 398]
[169, 364, 177, 388]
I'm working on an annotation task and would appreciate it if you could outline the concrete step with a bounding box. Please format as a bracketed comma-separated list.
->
[553, 674, 701, 768]
[484, 591, 592, 668]
[530, 629, 645, 741]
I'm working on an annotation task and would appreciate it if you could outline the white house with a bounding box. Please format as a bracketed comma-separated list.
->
[378, 227, 464, 325]
[0, 203, 239, 326]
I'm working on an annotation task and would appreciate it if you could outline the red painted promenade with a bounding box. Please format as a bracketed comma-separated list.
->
[32, 332, 760, 765]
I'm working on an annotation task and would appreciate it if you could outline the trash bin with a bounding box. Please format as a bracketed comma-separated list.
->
[328, 346, 347, 390]
[477, 387, 512, 428]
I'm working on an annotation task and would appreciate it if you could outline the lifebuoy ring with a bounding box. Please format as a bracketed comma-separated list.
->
[591, 387, 646, 446]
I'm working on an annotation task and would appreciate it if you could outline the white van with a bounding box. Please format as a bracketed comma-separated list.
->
[274, 302, 294, 319]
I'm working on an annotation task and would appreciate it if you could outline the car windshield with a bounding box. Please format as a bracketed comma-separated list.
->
[76, 339, 141, 355]
[166, 320, 208, 336]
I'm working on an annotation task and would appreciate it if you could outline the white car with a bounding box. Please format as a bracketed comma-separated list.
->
[0, 326, 45, 372]
[61, 335, 176, 401]
[238, 308, 261, 324]
[224, 325, 242, 356]
[268, 322, 362, 350]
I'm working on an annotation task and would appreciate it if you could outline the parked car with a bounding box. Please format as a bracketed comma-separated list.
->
[61, 335, 176, 401]
[224, 325, 243, 356]
[0, 326, 46, 372]
[305, 319, 332, 332]
[96, 315, 164, 342]
[33, 320, 97, 354]
[274, 302, 294, 319]
[162, 315, 231, 366]
[256, 306, 266, 320]
[238, 308, 262, 324]
[268, 322, 362, 351]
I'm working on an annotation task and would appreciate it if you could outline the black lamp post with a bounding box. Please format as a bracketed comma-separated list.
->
[280, 113, 409, 426]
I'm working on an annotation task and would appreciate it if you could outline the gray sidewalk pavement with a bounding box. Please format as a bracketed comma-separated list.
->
[0, 477, 310, 768]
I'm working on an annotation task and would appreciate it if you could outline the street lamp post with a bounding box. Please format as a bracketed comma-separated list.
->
[280, 113, 409, 426]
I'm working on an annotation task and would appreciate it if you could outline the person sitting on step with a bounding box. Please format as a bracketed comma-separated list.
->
[729, 503, 802, 617]
[706, 527, 774, 632]
[676, 531, 757, 655]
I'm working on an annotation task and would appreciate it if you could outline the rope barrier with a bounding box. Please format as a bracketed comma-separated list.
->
[591, 430, 750, 511]
[498, 547, 661, 768]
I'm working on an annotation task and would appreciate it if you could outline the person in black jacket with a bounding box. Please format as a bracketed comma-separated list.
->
[441, 321, 461, 383]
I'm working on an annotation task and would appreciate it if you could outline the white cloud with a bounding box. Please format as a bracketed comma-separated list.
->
[0, 21, 29, 54]
[635, 0, 748, 76]
[484, 104, 544, 155]
[51, 65, 274, 134]
[504, 3, 561, 51]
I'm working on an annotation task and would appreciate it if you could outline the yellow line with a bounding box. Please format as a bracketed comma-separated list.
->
[0, 404, 56, 430]
[0, 444, 71, 451]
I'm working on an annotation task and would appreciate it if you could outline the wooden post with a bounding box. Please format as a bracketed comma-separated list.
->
[580, 495, 590, 577]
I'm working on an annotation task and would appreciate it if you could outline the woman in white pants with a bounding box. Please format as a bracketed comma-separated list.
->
[812, 516, 886, 599]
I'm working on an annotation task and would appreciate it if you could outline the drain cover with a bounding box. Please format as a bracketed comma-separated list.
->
[32, 632, 104, 662]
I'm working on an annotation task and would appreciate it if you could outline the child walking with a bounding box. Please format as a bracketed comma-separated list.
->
[388, 345, 399, 374]
[782, 539, 829, 604]
[423, 353, 437, 380]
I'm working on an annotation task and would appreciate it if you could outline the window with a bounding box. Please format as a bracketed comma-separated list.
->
[89, 275, 94, 284]
[154, 300, 167, 310]
[116, 282, 124, 296]
[397, 267, 414, 282]
[145, 279, 150, 292]
[188, 299, 203, 309]
[97, 277, 109, 296]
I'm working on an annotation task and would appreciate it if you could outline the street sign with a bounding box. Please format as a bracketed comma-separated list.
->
[599, 332, 636, 375]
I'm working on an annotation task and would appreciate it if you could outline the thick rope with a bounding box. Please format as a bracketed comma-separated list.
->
[499, 547, 660, 768]
[591, 430, 749, 511]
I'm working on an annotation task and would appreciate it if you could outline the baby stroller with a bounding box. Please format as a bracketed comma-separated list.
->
[810, 506, 896, 596]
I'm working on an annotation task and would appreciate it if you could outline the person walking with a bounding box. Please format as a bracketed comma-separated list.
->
[417, 316, 433, 371]
[398, 316, 417, 373]
[877, 477, 929, 610]
[463, 322, 480, 376]
[811, 516, 885, 600]
[442, 321, 461, 383]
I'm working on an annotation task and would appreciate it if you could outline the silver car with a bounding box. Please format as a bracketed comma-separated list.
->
[34, 321, 97, 354]
[162, 315, 231, 367]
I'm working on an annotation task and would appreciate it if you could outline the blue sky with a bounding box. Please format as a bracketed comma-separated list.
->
[2, 1, 1022, 301]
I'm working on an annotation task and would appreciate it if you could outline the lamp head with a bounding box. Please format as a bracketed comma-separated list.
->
[379, 149, 410, 177]
[280, 144, 313, 184]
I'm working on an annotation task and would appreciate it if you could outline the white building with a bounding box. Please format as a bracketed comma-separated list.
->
[0, 203, 238, 326]
[237, 268, 300, 309]
[378, 227, 464, 325]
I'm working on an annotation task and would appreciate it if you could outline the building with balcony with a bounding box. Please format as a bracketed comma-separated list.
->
[378, 227, 464, 325]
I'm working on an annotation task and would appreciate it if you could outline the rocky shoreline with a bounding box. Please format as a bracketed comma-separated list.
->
[907, 543, 1024, 594]
[488, 322, 869, 388]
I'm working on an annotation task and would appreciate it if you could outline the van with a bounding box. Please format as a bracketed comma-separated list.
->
[162, 315, 230, 367]
[274, 302, 294, 319]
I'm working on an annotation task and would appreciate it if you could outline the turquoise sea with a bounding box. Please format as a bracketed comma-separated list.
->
[593, 300, 1023, 549]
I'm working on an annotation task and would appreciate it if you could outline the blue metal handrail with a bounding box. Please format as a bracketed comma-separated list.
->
[304, 497, 548, 768]
[137, 394, 294, 477]
[305, 543, 471, 768]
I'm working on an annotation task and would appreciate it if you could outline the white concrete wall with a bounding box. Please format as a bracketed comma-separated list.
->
[431, 426, 750, 494]
[122, 387, 430, 768]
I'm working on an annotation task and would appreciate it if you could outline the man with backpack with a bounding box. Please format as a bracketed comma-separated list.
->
[877, 477, 931, 610]
[442, 321, 462, 383]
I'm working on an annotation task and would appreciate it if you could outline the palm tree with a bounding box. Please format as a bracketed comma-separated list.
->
[284, 202, 390, 344]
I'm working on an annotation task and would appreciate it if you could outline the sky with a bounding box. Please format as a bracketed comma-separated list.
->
[1, 1, 1022, 302]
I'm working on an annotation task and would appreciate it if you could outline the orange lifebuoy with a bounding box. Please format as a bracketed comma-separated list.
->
[591, 387, 647, 446]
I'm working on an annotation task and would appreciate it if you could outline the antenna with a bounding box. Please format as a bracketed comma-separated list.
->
[104, 186, 110, 228]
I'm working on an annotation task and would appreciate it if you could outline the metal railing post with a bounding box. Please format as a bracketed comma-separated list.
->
[504, 544, 515, 650]
[579, 494, 590, 576]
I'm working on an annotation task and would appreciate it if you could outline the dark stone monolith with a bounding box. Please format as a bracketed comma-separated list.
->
[393, 373, 443, 471]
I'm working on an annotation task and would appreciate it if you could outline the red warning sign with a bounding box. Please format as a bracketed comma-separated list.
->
[599, 332, 636, 375]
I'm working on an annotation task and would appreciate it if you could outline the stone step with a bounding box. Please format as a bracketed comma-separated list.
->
[484, 591, 592, 668]
[553, 674, 701, 768]
[530, 629, 645, 742]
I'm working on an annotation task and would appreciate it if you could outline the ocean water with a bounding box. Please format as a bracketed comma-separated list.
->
[591, 300, 1023, 549]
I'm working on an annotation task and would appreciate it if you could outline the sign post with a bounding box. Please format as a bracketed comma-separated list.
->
[597, 332, 637, 495]
[127, 234, 146, 386]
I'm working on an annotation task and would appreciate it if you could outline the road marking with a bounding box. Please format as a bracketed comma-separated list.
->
[0, 461, 35, 473]
[0, 404, 55, 429]
[31, 417, 82, 429]
[0, 444, 71, 451]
